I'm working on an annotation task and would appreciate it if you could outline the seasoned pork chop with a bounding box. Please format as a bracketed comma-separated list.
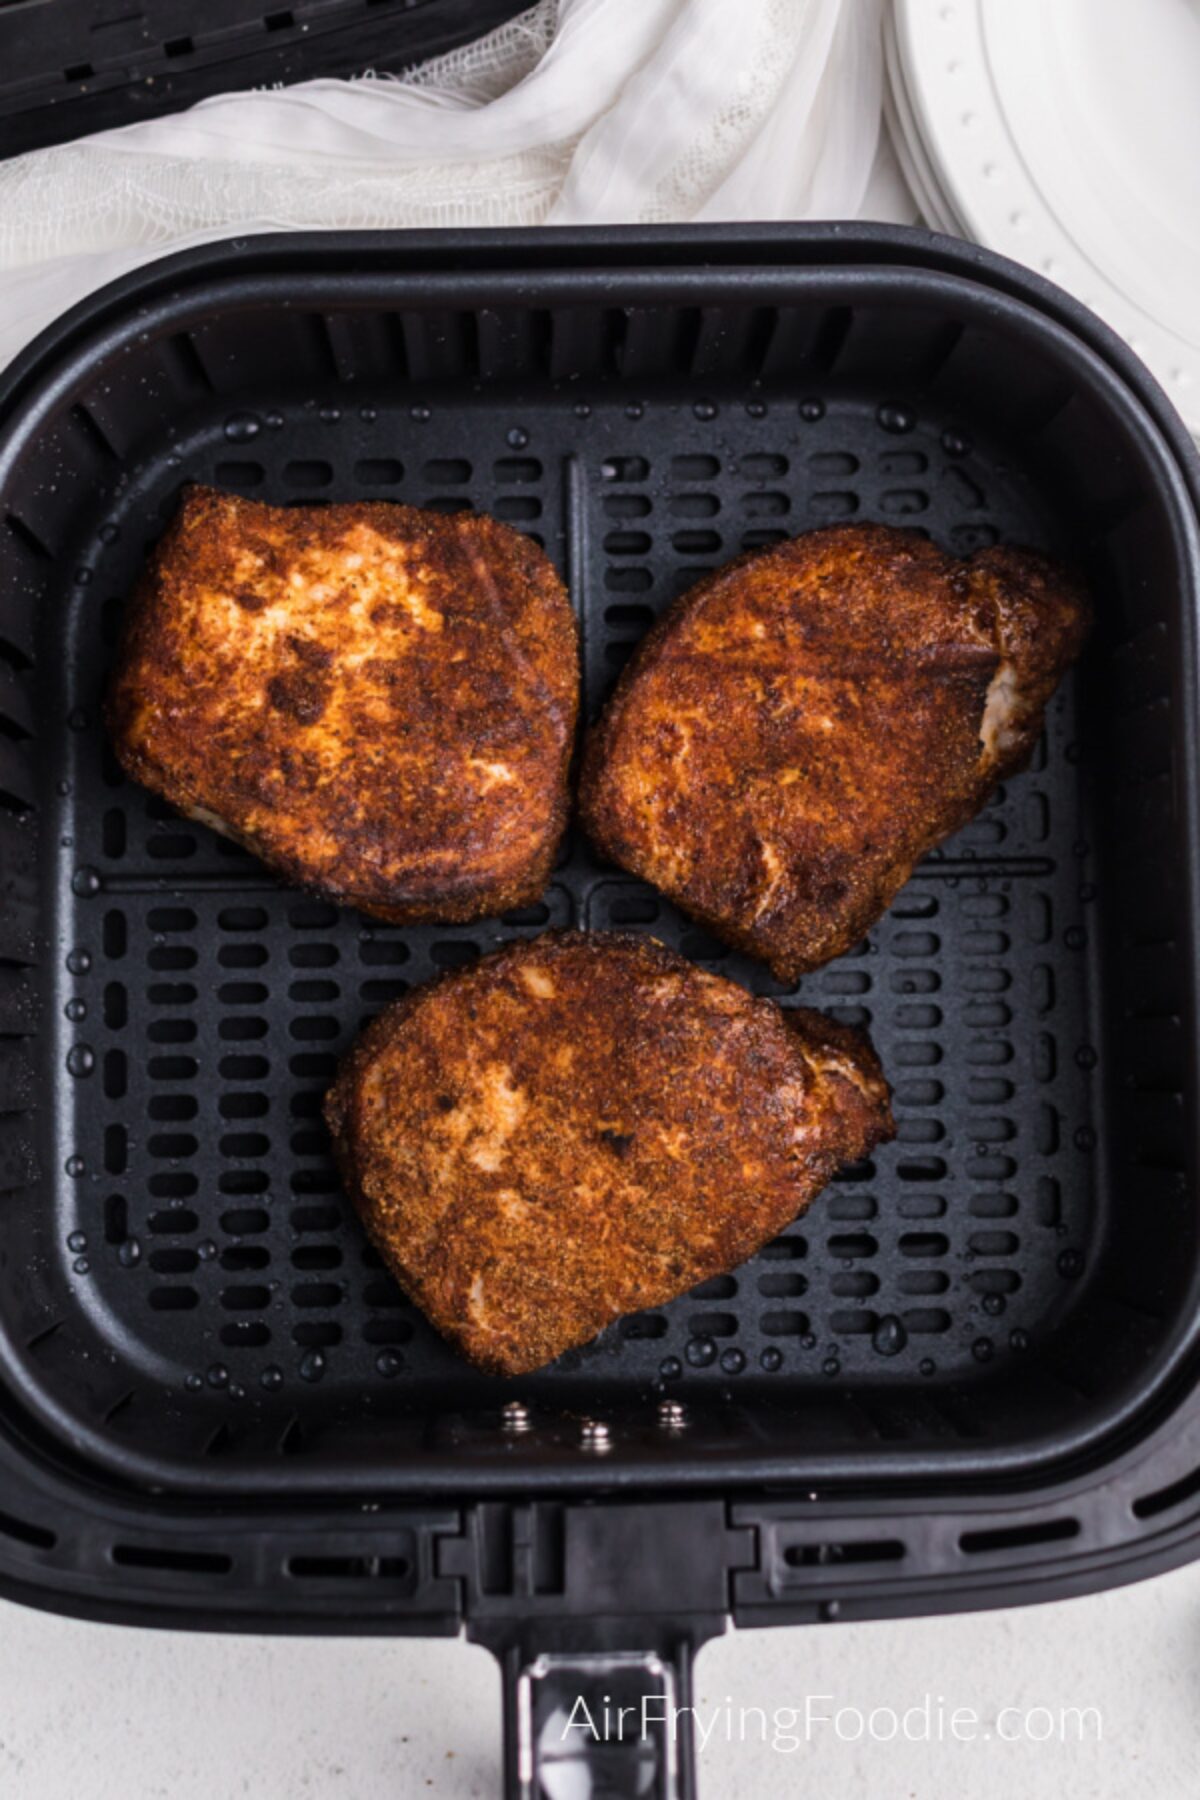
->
[325, 930, 892, 1375]
[107, 486, 578, 922]
[580, 523, 1089, 981]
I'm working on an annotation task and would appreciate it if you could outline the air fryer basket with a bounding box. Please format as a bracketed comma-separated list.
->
[0, 227, 1198, 1798]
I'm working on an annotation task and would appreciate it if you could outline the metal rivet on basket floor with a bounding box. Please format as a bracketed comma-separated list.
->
[657, 1400, 688, 1431]
[501, 1400, 531, 1434]
[580, 1418, 611, 1453]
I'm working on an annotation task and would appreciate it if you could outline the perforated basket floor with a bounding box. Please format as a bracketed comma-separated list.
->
[63, 405, 1093, 1391]
[0, 230, 1197, 1500]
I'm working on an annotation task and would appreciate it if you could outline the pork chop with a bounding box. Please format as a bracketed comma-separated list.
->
[107, 486, 579, 922]
[325, 930, 892, 1375]
[579, 522, 1089, 980]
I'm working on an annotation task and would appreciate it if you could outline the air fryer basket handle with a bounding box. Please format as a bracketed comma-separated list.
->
[454, 1499, 745, 1796]
[495, 1634, 703, 1800]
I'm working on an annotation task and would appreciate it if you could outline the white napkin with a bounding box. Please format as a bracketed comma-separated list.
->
[0, 0, 914, 373]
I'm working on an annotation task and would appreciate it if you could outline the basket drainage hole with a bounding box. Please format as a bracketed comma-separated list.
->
[104, 1193, 128, 1245]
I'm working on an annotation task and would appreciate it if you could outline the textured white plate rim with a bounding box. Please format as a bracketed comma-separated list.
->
[894, 0, 1200, 434]
[882, 5, 963, 236]
[982, 0, 1200, 341]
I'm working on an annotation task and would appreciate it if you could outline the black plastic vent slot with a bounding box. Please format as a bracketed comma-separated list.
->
[782, 1539, 905, 1567]
[1132, 1465, 1200, 1521]
[959, 1518, 1080, 1555]
[111, 1543, 232, 1574]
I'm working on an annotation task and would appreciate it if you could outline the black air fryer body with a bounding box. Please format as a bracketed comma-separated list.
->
[0, 226, 1198, 1799]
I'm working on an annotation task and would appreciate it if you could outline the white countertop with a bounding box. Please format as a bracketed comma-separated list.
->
[2, 1559, 1196, 1796]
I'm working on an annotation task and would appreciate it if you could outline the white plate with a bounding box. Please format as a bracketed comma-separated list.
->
[882, 4, 963, 236]
[894, 0, 1200, 435]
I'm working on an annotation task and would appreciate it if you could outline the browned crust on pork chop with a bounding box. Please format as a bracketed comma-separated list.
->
[325, 930, 893, 1374]
[580, 523, 1088, 979]
[107, 486, 579, 922]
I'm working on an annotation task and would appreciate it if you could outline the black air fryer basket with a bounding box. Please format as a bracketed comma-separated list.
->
[1, 224, 1199, 1798]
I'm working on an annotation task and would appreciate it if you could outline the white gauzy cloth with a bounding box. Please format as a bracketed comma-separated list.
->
[0, 0, 913, 373]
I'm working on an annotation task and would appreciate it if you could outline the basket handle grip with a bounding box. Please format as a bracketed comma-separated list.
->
[497, 1635, 702, 1800]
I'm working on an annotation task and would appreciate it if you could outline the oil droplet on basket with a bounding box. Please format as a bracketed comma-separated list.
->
[872, 1315, 907, 1357]
[223, 412, 262, 442]
[982, 1292, 1006, 1316]
[573, 402, 592, 419]
[799, 398, 825, 422]
[821, 1356, 840, 1377]
[185, 1373, 203, 1392]
[72, 1257, 89, 1275]
[760, 1346, 784, 1372]
[623, 403, 643, 422]
[66, 1045, 95, 1077]
[66, 1230, 87, 1253]
[260, 1365, 283, 1391]
[229, 1384, 246, 1400]
[66, 948, 91, 974]
[75, 568, 93, 587]
[685, 1334, 717, 1368]
[800, 1331, 817, 1350]
[117, 1238, 141, 1267]
[226, 412, 264, 444]
[197, 1239, 217, 1261]
[659, 1356, 683, 1381]
[375, 1349, 403, 1378]
[720, 1347, 746, 1375]
[359, 406, 377, 423]
[877, 403, 915, 434]
[319, 405, 340, 424]
[299, 1350, 326, 1383]
[65, 1155, 85, 1178]
[265, 411, 284, 429]
[506, 425, 530, 447]
[72, 867, 101, 897]
[919, 1358, 936, 1377]
[1075, 1044, 1097, 1069]
[1009, 1329, 1030, 1352]
[972, 1337, 994, 1363]
[1057, 1248, 1083, 1278]
[410, 404, 432, 422]
[941, 429, 971, 456]
[98, 522, 120, 545]
[206, 1363, 229, 1389]
[746, 400, 767, 418]
[692, 400, 717, 421]
[64, 998, 86, 1022]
